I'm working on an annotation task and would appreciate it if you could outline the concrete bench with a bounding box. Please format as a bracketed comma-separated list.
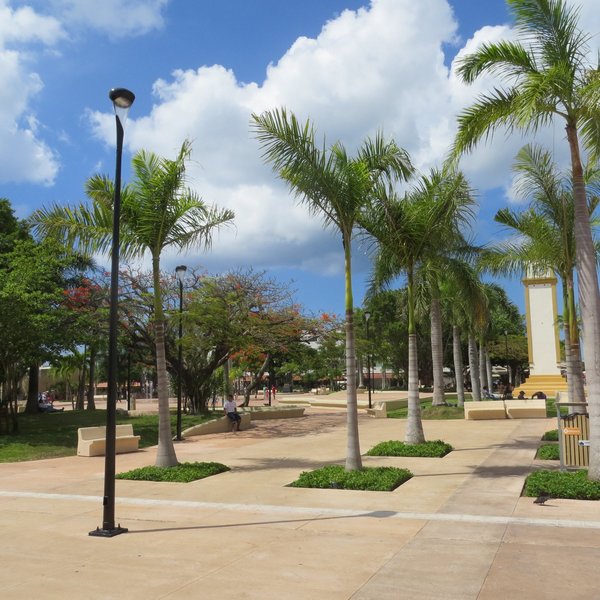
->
[366, 401, 387, 418]
[77, 424, 140, 457]
[182, 413, 252, 437]
[463, 400, 506, 420]
[505, 399, 547, 419]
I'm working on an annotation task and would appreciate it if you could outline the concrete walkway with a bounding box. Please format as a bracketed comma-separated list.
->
[1, 409, 599, 599]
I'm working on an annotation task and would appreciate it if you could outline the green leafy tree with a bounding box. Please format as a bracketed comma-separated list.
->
[30, 140, 234, 467]
[452, 0, 600, 479]
[252, 108, 413, 470]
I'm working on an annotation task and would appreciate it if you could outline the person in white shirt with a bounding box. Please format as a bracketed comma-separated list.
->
[224, 394, 242, 431]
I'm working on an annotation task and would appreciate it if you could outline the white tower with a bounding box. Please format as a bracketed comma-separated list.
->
[517, 270, 567, 395]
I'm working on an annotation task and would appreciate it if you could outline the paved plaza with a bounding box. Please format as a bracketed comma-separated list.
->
[1, 403, 599, 599]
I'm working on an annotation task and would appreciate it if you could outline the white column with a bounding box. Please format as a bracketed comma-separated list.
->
[523, 271, 561, 376]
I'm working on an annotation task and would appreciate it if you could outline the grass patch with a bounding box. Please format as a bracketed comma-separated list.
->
[0, 410, 219, 463]
[536, 444, 560, 460]
[524, 469, 600, 500]
[366, 439, 453, 457]
[290, 465, 412, 491]
[542, 429, 558, 442]
[116, 461, 229, 483]
[387, 398, 464, 420]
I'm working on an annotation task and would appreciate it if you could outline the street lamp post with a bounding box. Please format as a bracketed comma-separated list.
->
[364, 311, 372, 409]
[90, 88, 135, 538]
[175, 265, 187, 441]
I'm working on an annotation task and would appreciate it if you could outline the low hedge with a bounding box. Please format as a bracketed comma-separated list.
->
[524, 469, 600, 500]
[366, 439, 453, 458]
[537, 444, 560, 460]
[542, 429, 558, 442]
[290, 464, 412, 491]
[116, 461, 230, 483]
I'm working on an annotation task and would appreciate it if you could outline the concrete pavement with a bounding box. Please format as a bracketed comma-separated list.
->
[1, 406, 599, 599]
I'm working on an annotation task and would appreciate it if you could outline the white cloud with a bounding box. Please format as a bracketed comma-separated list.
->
[43, 0, 168, 38]
[82, 0, 600, 277]
[0, 1, 64, 46]
[0, 2, 63, 184]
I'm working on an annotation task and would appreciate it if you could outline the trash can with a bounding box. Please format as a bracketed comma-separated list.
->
[560, 412, 589, 468]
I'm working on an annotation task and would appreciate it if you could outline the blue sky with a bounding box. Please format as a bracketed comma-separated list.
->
[2, 0, 599, 319]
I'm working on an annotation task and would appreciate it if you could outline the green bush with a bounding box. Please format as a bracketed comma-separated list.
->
[290, 465, 412, 491]
[537, 444, 560, 460]
[542, 429, 558, 441]
[116, 461, 229, 483]
[387, 400, 464, 420]
[366, 439, 453, 457]
[524, 469, 600, 500]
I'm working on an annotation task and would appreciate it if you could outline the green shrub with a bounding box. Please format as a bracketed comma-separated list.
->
[537, 444, 560, 460]
[524, 469, 600, 500]
[366, 439, 453, 457]
[542, 429, 558, 441]
[387, 401, 463, 420]
[116, 461, 229, 483]
[290, 465, 412, 491]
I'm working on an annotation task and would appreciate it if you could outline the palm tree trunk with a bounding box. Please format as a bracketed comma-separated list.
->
[77, 345, 86, 410]
[152, 255, 178, 467]
[567, 125, 600, 479]
[343, 237, 362, 471]
[564, 273, 585, 412]
[405, 269, 425, 444]
[86, 346, 96, 410]
[478, 339, 487, 394]
[357, 355, 365, 388]
[453, 325, 465, 406]
[430, 295, 445, 406]
[468, 334, 481, 402]
[486, 352, 493, 396]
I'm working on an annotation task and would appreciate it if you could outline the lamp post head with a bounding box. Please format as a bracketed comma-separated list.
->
[364, 311, 371, 322]
[175, 265, 187, 285]
[109, 88, 135, 122]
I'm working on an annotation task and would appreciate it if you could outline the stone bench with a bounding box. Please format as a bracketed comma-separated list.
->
[366, 401, 387, 418]
[463, 400, 507, 420]
[77, 424, 140, 457]
[182, 413, 252, 437]
[504, 399, 547, 419]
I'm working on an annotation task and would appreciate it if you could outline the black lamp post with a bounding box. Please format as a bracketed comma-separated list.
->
[89, 87, 134, 539]
[364, 311, 372, 409]
[175, 265, 187, 441]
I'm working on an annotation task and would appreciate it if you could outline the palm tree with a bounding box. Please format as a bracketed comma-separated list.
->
[481, 144, 600, 410]
[31, 140, 234, 467]
[362, 169, 475, 443]
[252, 108, 412, 470]
[452, 0, 600, 479]
[440, 263, 488, 406]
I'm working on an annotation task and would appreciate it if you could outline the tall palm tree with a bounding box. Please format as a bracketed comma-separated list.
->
[452, 0, 600, 479]
[362, 169, 475, 443]
[31, 140, 234, 467]
[252, 108, 413, 470]
[482, 144, 600, 410]
[440, 263, 488, 406]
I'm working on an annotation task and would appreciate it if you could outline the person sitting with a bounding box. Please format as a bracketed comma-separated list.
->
[38, 395, 64, 413]
[517, 390, 526, 399]
[482, 386, 500, 399]
[531, 391, 547, 400]
[223, 394, 242, 432]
